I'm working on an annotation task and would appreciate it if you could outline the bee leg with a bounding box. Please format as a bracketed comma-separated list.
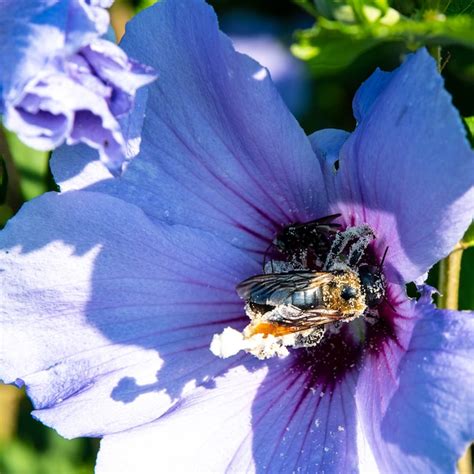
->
[262, 241, 274, 272]
[324, 233, 346, 270]
[364, 310, 379, 325]
[295, 327, 326, 348]
[324, 229, 354, 270]
[347, 229, 375, 267]
[325, 224, 376, 270]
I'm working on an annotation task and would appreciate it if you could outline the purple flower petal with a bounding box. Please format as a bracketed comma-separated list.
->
[1, 0, 156, 173]
[0, 0, 108, 103]
[96, 352, 358, 473]
[0, 191, 260, 437]
[81, 39, 156, 116]
[352, 68, 391, 123]
[96, 282, 474, 473]
[96, 359, 275, 473]
[66, 1, 112, 50]
[228, 34, 311, 117]
[309, 128, 350, 204]
[50, 144, 113, 191]
[50, 86, 150, 190]
[310, 49, 474, 283]
[1, 1, 473, 471]
[86, 0, 327, 250]
[356, 294, 474, 472]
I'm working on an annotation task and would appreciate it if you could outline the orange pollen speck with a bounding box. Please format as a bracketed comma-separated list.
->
[245, 321, 298, 337]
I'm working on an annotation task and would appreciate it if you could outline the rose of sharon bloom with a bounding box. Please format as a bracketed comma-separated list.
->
[1, 0, 474, 472]
[0, 0, 156, 173]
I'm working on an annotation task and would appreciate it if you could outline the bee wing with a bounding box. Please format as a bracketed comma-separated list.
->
[236, 272, 332, 305]
[291, 213, 342, 231]
[247, 305, 341, 338]
[268, 304, 342, 328]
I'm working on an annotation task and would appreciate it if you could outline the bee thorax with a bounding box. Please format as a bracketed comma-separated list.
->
[322, 271, 366, 316]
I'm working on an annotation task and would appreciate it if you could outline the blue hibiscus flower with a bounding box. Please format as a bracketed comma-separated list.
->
[1, 0, 473, 472]
[0, 0, 156, 173]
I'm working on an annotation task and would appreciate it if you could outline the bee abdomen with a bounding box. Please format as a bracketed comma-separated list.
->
[287, 287, 323, 310]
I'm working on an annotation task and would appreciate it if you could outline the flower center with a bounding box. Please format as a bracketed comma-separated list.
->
[211, 216, 388, 361]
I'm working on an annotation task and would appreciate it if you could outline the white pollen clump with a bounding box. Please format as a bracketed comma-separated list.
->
[210, 326, 291, 360]
[210, 327, 245, 358]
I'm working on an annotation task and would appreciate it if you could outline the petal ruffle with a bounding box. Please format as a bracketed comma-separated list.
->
[0, 0, 108, 104]
[68, 0, 327, 252]
[0, 191, 259, 438]
[50, 86, 150, 191]
[356, 295, 474, 472]
[311, 49, 474, 283]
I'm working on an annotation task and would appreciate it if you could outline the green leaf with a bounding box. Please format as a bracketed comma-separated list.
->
[292, 28, 377, 73]
[445, 0, 474, 16]
[0, 155, 7, 204]
[0, 439, 95, 474]
[293, 0, 320, 17]
[313, 0, 390, 22]
[2, 128, 50, 201]
[134, 0, 157, 12]
[460, 247, 474, 310]
[292, 12, 474, 74]
[462, 221, 474, 248]
[391, 13, 474, 48]
[464, 115, 474, 146]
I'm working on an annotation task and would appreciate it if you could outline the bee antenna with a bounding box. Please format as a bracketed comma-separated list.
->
[379, 246, 389, 269]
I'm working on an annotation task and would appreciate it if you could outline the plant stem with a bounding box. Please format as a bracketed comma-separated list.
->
[0, 385, 22, 443]
[438, 243, 463, 310]
[429, 45, 442, 70]
[438, 244, 472, 474]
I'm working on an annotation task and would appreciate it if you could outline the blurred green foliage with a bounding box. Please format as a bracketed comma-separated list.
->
[0, 391, 97, 474]
[0, 156, 7, 205]
[0, 0, 472, 473]
[3, 130, 50, 201]
[292, 0, 474, 74]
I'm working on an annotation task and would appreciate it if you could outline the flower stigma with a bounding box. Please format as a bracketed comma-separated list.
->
[210, 218, 387, 360]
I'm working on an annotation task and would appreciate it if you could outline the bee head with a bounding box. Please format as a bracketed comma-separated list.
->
[274, 225, 297, 251]
[340, 285, 358, 301]
[358, 264, 385, 308]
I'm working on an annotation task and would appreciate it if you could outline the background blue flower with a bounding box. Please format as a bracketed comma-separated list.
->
[0, 0, 156, 174]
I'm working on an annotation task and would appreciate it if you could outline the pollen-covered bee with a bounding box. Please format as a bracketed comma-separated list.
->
[210, 224, 387, 360]
[236, 264, 383, 346]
